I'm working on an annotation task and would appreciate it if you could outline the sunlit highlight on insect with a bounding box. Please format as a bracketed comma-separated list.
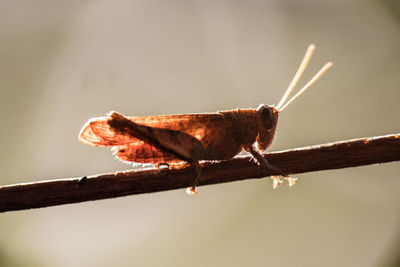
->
[79, 44, 332, 194]
[271, 176, 283, 189]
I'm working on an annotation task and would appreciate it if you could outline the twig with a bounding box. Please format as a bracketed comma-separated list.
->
[1, 133, 399, 213]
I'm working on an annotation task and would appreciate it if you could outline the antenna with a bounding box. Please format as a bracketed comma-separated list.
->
[275, 44, 315, 111]
[278, 61, 333, 112]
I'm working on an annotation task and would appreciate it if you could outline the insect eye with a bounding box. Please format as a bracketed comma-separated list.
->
[261, 107, 274, 129]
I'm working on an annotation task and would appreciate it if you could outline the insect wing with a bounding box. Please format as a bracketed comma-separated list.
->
[80, 112, 224, 146]
[79, 117, 138, 146]
[127, 113, 239, 160]
[112, 142, 182, 164]
[80, 112, 239, 163]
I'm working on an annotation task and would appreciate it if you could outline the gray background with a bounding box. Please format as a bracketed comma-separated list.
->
[1, 0, 399, 266]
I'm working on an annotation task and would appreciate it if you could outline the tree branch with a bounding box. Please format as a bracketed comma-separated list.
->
[1, 133, 399, 213]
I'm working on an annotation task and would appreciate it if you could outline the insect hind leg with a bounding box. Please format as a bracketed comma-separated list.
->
[186, 160, 201, 195]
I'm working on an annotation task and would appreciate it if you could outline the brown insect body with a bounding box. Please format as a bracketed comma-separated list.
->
[79, 44, 332, 193]
[79, 105, 278, 165]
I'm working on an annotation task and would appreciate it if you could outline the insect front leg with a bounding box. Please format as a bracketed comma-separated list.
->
[247, 146, 288, 177]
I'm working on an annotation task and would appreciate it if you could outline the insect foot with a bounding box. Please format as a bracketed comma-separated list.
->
[186, 187, 198, 195]
[271, 176, 283, 189]
[271, 176, 298, 189]
[285, 176, 298, 187]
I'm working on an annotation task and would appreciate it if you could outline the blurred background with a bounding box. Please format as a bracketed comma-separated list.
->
[1, 0, 399, 266]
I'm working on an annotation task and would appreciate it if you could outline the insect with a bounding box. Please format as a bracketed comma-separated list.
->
[79, 44, 332, 195]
